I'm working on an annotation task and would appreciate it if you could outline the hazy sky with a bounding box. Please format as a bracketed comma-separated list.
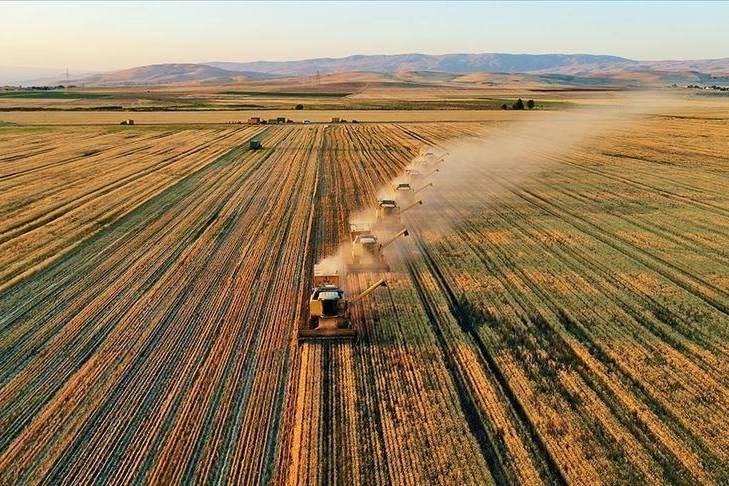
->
[1, 1, 727, 72]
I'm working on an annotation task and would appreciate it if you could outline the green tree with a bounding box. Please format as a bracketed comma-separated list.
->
[295, 104, 304, 110]
[526, 99, 535, 109]
[512, 98, 524, 110]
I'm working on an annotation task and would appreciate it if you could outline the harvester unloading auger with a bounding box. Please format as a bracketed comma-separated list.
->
[412, 182, 433, 196]
[298, 265, 387, 341]
[348, 227, 409, 272]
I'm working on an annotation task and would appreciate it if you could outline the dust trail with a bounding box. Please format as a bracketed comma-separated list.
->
[314, 243, 350, 277]
[318, 90, 682, 279]
[392, 91, 686, 262]
[347, 208, 374, 228]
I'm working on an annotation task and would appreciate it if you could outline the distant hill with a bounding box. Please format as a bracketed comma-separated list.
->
[63, 63, 277, 87]
[636, 58, 729, 76]
[0, 66, 77, 86]
[206, 54, 729, 79]
[207, 53, 637, 77]
[9, 53, 729, 87]
[206, 54, 729, 88]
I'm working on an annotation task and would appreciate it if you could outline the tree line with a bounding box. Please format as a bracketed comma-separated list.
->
[501, 99, 536, 110]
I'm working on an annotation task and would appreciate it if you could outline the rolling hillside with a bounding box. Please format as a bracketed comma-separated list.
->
[64, 63, 277, 87]
[9, 53, 729, 88]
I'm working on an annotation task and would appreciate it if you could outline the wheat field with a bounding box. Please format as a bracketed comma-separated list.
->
[1, 94, 728, 484]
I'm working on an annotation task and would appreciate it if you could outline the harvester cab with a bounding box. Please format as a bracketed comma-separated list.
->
[298, 265, 387, 342]
[313, 285, 346, 316]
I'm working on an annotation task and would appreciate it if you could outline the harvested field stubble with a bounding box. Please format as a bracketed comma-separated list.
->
[1, 104, 728, 484]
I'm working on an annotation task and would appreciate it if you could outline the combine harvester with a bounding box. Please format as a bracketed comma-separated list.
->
[298, 265, 387, 341]
[415, 150, 449, 170]
[393, 181, 434, 204]
[348, 227, 409, 272]
[374, 198, 422, 228]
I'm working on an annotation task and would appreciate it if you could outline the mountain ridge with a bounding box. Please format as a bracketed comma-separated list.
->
[205, 53, 639, 76]
[5, 53, 729, 86]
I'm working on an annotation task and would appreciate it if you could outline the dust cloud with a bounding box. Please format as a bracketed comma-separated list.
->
[314, 243, 350, 278]
[401, 90, 685, 236]
[316, 90, 684, 278]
